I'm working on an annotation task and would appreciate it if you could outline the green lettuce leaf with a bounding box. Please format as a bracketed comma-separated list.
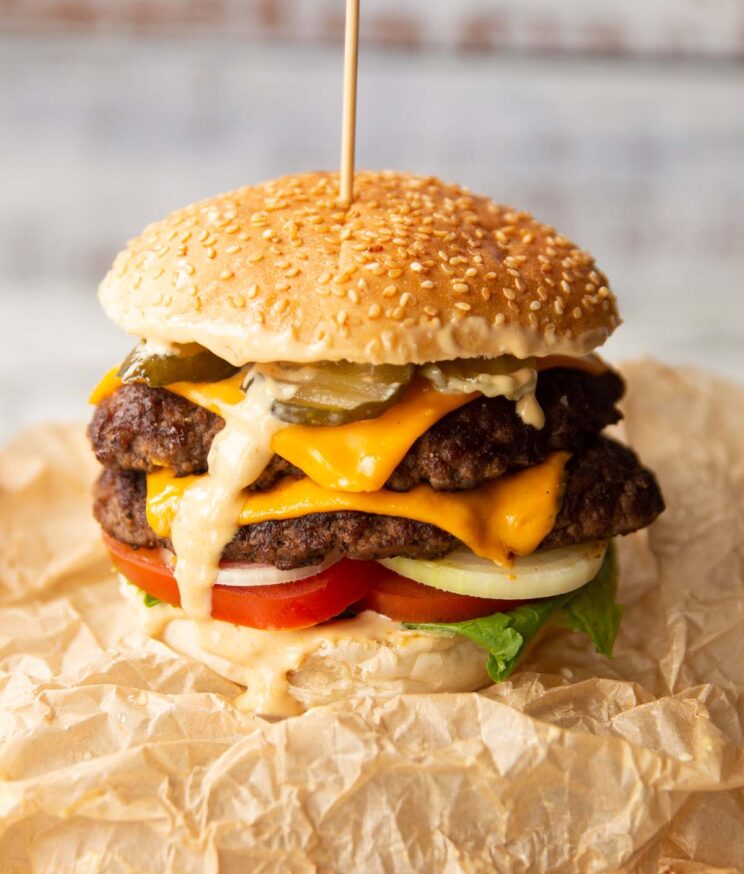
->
[142, 591, 164, 608]
[562, 543, 622, 656]
[404, 543, 620, 683]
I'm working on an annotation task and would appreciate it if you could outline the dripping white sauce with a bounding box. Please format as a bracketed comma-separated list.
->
[169, 375, 288, 618]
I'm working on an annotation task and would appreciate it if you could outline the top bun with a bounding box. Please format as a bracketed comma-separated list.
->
[99, 171, 620, 365]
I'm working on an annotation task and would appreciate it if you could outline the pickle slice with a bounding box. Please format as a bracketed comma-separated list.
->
[118, 342, 239, 387]
[421, 356, 537, 400]
[261, 361, 415, 426]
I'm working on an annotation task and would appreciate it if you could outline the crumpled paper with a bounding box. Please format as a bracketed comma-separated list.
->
[0, 360, 743, 873]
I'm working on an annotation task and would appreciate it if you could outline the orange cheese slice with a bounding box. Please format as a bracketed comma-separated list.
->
[271, 379, 476, 492]
[167, 373, 246, 414]
[88, 366, 123, 404]
[146, 452, 569, 566]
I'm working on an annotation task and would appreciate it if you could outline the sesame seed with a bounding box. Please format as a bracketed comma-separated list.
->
[206, 247, 216, 259]
[502, 287, 516, 301]
[220, 269, 234, 280]
[421, 280, 434, 289]
[560, 280, 571, 294]
[452, 282, 469, 293]
[410, 261, 424, 273]
[275, 280, 290, 291]
[529, 300, 541, 311]
[454, 301, 471, 312]
[368, 303, 381, 318]
[285, 267, 301, 278]
[399, 291, 414, 307]
[247, 252, 263, 263]
[184, 263, 195, 275]
[464, 268, 478, 278]
[493, 313, 506, 326]
[572, 307, 582, 319]
[247, 284, 259, 299]
[226, 245, 241, 255]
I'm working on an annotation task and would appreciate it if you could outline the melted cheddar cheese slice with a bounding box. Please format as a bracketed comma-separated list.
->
[270, 379, 476, 492]
[146, 452, 569, 566]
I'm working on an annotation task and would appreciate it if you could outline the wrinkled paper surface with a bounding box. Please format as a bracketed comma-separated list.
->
[1, 360, 743, 873]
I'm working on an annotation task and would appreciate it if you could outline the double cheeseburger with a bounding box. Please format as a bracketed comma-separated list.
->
[88, 171, 664, 715]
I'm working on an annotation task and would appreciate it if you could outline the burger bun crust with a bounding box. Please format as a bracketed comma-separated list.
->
[100, 171, 620, 365]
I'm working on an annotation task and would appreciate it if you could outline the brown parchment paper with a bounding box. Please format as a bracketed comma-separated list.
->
[1, 360, 743, 874]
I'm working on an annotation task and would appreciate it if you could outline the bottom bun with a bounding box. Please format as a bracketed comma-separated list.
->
[121, 579, 491, 716]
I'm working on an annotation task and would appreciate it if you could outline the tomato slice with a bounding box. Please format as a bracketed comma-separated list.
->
[355, 569, 524, 623]
[103, 534, 379, 630]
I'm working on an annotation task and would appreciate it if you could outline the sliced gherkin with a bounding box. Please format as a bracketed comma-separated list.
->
[260, 360, 415, 426]
[118, 342, 239, 388]
[420, 355, 537, 399]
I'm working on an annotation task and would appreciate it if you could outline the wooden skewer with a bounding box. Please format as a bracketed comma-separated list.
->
[340, 0, 360, 205]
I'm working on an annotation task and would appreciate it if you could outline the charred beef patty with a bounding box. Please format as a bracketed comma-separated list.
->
[88, 367, 624, 489]
[94, 436, 664, 569]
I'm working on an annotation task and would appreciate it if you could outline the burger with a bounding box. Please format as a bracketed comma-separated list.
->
[88, 171, 664, 715]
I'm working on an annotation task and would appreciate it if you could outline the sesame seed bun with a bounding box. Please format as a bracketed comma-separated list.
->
[100, 170, 620, 365]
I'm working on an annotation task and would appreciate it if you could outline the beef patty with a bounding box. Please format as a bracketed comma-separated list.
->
[88, 367, 624, 491]
[94, 437, 664, 569]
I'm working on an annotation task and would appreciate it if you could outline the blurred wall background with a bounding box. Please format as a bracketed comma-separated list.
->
[1, 0, 743, 443]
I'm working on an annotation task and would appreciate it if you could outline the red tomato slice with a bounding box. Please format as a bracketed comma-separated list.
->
[103, 534, 379, 630]
[355, 569, 524, 623]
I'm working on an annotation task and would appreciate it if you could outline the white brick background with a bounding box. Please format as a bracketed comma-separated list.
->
[1, 5, 743, 443]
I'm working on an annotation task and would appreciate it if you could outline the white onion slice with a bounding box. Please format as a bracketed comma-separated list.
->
[159, 548, 340, 588]
[378, 541, 608, 601]
[215, 556, 339, 587]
